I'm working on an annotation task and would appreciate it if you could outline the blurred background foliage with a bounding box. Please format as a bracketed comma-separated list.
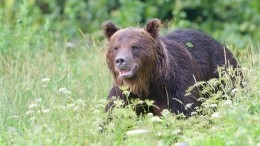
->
[0, 0, 259, 48]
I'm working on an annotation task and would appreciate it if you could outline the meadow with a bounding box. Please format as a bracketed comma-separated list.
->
[0, 1, 260, 145]
[0, 25, 259, 146]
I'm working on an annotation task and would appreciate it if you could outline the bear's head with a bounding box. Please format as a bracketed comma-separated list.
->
[103, 18, 169, 98]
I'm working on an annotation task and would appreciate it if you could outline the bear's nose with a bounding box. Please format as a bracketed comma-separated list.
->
[115, 57, 126, 65]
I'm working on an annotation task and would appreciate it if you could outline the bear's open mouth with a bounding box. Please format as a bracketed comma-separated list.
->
[117, 65, 137, 79]
[119, 69, 134, 78]
[119, 70, 129, 76]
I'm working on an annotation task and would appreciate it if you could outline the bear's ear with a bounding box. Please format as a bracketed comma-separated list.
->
[102, 21, 119, 40]
[145, 18, 162, 39]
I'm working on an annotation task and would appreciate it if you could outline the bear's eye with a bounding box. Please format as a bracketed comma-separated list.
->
[131, 45, 140, 51]
[114, 47, 118, 51]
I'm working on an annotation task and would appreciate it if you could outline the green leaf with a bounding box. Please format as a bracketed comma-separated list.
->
[186, 42, 194, 48]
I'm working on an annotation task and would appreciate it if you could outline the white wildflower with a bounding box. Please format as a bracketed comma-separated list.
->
[185, 103, 193, 109]
[113, 100, 123, 107]
[63, 90, 71, 95]
[161, 109, 170, 118]
[147, 113, 153, 117]
[36, 98, 42, 103]
[211, 126, 218, 131]
[158, 140, 165, 146]
[73, 106, 79, 111]
[137, 100, 145, 104]
[76, 99, 86, 108]
[41, 78, 50, 83]
[65, 42, 75, 48]
[172, 129, 182, 135]
[94, 117, 103, 125]
[241, 67, 248, 70]
[67, 104, 75, 109]
[43, 124, 51, 131]
[76, 99, 85, 104]
[33, 125, 42, 133]
[209, 103, 218, 108]
[30, 117, 36, 121]
[242, 81, 247, 87]
[126, 129, 150, 136]
[108, 122, 115, 129]
[211, 112, 222, 118]
[28, 103, 38, 109]
[93, 109, 100, 114]
[98, 126, 103, 131]
[151, 116, 162, 123]
[157, 131, 162, 136]
[223, 100, 232, 106]
[26, 111, 33, 115]
[42, 109, 50, 113]
[59, 88, 72, 95]
[59, 105, 66, 110]
[191, 111, 197, 116]
[230, 88, 238, 96]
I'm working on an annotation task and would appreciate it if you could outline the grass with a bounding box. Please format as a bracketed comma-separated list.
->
[0, 14, 259, 146]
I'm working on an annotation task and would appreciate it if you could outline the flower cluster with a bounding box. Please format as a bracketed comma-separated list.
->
[24, 97, 53, 134]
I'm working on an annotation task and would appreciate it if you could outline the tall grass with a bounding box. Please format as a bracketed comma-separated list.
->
[0, 3, 259, 145]
[1, 30, 259, 145]
[0, 32, 112, 144]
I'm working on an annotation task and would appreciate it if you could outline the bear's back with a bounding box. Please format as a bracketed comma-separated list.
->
[164, 29, 238, 81]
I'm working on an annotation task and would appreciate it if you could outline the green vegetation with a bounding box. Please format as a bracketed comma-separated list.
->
[0, 1, 259, 145]
[1, 0, 259, 47]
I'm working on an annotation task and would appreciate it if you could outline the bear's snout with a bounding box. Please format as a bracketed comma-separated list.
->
[115, 52, 133, 69]
[115, 57, 126, 66]
[115, 55, 131, 71]
[114, 54, 137, 79]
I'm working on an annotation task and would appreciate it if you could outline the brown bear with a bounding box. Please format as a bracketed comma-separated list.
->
[102, 18, 238, 116]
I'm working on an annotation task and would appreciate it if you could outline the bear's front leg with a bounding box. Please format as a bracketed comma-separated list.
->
[105, 86, 150, 115]
[105, 86, 126, 112]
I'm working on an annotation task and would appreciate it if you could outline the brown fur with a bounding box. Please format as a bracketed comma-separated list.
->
[104, 26, 169, 98]
[103, 18, 239, 116]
